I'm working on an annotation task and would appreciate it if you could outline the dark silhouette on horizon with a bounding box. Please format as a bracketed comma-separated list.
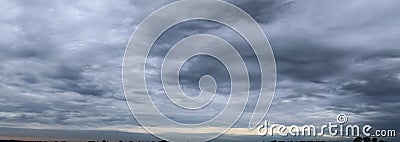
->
[0, 138, 392, 142]
[353, 136, 387, 142]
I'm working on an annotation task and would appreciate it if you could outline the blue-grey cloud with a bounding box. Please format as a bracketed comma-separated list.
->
[0, 0, 399, 141]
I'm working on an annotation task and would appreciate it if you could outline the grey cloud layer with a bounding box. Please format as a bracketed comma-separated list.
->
[0, 0, 399, 140]
[0, 0, 168, 130]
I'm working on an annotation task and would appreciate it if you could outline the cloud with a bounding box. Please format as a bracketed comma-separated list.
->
[0, 0, 171, 131]
[261, 0, 400, 131]
[0, 0, 399, 141]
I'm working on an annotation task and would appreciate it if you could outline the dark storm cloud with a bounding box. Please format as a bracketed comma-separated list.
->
[229, 0, 294, 24]
[340, 69, 400, 100]
[273, 37, 350, 82]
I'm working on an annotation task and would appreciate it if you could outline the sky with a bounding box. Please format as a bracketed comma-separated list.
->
[0, 0, 399, 141]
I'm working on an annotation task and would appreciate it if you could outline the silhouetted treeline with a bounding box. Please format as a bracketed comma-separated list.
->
[0, 140, 66, 142]
[1, 138, 390, 142]
[353, 136, 387, 142]
[266, 140, 340, 142]
[0, 140, 168, 142]
[264, 137, 389, 142]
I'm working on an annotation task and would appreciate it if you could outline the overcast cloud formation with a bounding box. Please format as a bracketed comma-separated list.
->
[0, 0, 399, 141]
